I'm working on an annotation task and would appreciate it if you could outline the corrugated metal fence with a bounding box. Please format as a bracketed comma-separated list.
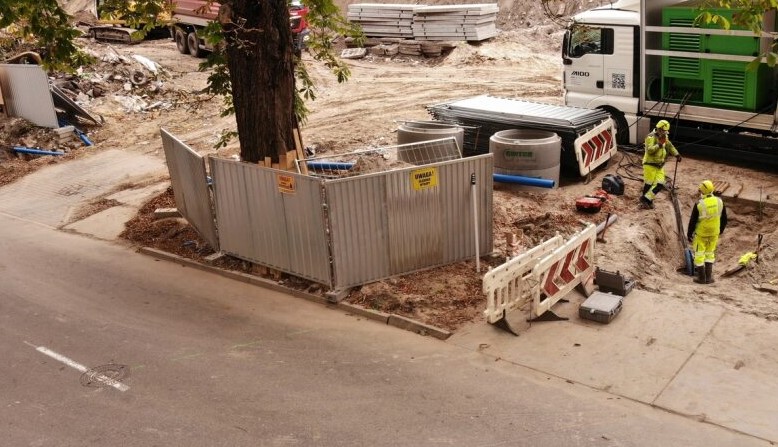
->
[161, 130, 493, 290]
[327, 156, 493, 289]
[0, 64, 58, 128]
[160, 129, 219, 250]
[209, 157, 332, 286]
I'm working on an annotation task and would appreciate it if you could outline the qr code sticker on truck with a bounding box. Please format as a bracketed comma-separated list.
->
[611, 73, 626, 90]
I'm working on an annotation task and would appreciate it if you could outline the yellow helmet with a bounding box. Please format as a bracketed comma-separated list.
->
[656, 120, 670, 131]
[699, 180, 715, 195]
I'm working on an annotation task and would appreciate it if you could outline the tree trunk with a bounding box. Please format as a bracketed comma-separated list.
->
[222, 0, 296, 164]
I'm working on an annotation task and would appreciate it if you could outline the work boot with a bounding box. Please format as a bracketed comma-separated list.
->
[705, 263, 715, 284]
[639, 196, 654, 209]
[693, 266, 706, 284]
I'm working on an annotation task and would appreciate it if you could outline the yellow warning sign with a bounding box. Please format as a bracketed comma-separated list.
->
[277, 174, 296, 194]
[411, 167, 438, 191]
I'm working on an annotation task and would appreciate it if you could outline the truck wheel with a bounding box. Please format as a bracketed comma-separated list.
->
[607, 110, 629, 146]
[187, 32, 204, 58]
[175, 28, 189, 54]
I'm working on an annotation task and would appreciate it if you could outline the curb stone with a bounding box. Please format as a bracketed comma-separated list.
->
[138, 247, 451, 339]
[388, 314, 452, 340]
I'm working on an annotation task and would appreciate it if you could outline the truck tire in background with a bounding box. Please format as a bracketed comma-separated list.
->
[175, 28, 189, 54]
[187, 32, 204, 57]
[602, 108, 629, 146]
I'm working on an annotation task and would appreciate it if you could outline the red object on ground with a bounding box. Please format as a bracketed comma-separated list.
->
[576, 196, 604, 213]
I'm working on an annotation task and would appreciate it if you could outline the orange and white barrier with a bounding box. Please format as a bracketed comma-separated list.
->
[574, 119, 617, 176]
[529, 224, 596, 318]
[483, 235, 563, 323]
[483, 224, 597, 325]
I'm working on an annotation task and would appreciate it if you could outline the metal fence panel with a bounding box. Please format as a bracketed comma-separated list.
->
[326, 155, 493, 290]
[326, 173, 389, 288]
[209, 158, 331, 286]
[160, 129, 219, 251]
[386, 167, 443, 273]
[0, 64, 58, 128]
[438, 155, 493, 261]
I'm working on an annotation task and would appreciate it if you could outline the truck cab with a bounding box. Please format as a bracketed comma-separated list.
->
[563, 0, 641, 144]
[563, 0, 778, 167]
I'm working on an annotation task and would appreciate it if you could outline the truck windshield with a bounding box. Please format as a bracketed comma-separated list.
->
[567, 24, 608, 58]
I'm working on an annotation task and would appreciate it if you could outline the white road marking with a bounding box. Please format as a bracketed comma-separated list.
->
[27, 342, 129, 392]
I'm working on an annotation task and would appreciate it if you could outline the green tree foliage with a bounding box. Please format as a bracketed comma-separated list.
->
[0, 0, 92, 70]
[96, 0, 171, 38]
[698, 0, 778, 67]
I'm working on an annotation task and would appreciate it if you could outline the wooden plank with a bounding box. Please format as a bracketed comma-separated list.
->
[293, 126, 308, 175]
[279, 152, 288, 172]
[264, 156, 272, 167]
[0, 83, 6, 117]
[285, 150, 296, 170]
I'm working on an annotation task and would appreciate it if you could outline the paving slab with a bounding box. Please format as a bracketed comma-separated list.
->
[448, 288, 778, 442]
[106, 182, 169, 207]
[0, 149, 165, 227]
[654, 312, 778, 442]
[63, 205, 139, 240]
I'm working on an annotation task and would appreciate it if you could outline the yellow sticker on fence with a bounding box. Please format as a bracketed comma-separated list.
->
[277, 174, 296, 194]
[411, 167, 438, 191]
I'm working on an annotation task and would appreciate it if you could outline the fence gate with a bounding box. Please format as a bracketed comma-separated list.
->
[160, 129, 219, 251]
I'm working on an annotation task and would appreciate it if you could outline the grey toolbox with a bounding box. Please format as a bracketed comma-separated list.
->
[595, 267, 635, 296]
[579, 291, 623, 323]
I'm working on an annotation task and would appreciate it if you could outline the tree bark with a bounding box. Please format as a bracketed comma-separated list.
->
[222, 0, 296, 164]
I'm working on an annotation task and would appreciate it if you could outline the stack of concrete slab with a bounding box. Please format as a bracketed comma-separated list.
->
[347, 3, 419, 38]
[347, 3, 499, 42]
[412, 4, 499, 41]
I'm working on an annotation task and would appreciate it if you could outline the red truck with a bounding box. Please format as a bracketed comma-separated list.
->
[171, 0, 310, 57]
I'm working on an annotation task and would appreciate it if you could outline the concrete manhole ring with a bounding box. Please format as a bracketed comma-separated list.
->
[79, 363, 130, 388]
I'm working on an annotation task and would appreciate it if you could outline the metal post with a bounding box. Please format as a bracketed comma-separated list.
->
[471, 173, 480, 273]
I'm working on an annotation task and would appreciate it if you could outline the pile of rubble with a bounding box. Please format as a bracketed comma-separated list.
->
[54, 46, 176, 114]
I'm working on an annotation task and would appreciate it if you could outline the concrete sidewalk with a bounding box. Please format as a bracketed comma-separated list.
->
[0, 149, 166, 232]
[448, 288, 778, 443]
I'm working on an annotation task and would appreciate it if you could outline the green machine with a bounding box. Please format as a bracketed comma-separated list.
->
[661, 1, 777, 111]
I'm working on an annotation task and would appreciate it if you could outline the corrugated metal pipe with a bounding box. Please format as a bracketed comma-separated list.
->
[306, 161, 354, 170]
[12, 146, 65, 156]
[493, 173, 555, 188]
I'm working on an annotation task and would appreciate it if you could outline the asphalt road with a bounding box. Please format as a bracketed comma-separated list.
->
[0, 211, 768, 446]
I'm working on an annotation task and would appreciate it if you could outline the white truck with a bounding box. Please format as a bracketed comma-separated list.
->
[562, 0, 777, 165]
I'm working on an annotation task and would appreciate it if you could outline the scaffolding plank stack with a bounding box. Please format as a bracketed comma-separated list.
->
[347, 3, 499, 42]
[412, 4, 498, 41]
[347, 3, 418, 38]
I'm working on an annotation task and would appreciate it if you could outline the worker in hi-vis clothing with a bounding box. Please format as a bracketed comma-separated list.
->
[686, 180, 727, 284]
[641, 119, 681, 209]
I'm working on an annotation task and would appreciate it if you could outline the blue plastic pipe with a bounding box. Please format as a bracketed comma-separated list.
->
[12, 146, 65, 156]
[57, 118, 93, 147]
[76, 131, 93, 146]
[493, 173, 555, 189]
[306, 161, 354, 170]
[305, 161, 554, 189]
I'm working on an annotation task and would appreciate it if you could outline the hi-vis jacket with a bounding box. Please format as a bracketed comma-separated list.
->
[687, 194, 728, 239]
[643, 131, 679, 166]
